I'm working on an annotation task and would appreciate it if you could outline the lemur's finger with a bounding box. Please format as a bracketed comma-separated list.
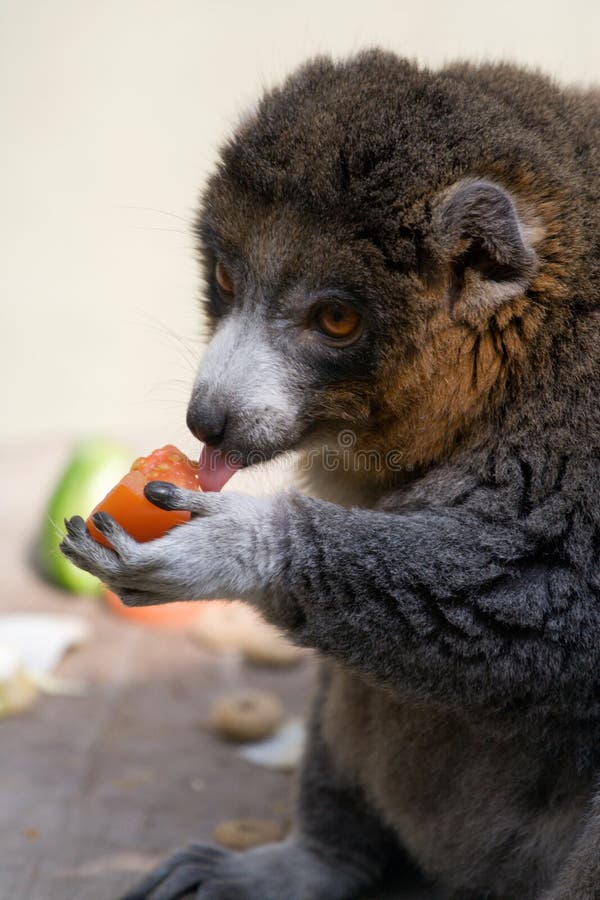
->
[143, 480, 180, 509]
[64, 514, 86, 537]
[144, 481, 223, 516]
[91, 512, 139, 560]
[60, 520, 122, 578]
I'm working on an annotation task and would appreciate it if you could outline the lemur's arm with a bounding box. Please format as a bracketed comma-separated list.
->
[261, 491, 597, 710]
[61, 476, 599, 712]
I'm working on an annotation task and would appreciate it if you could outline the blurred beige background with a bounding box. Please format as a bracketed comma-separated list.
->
[2, 0, 599, 451]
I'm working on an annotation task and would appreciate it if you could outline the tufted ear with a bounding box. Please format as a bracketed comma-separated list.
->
[431, 178, 539, 324]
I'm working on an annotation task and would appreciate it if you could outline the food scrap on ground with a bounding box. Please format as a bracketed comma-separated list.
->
[0, 647, 38, 716]
[238, 718, 307, 772]
[191, 601, 305, 667]
[0, 613, 90, 715]
[103, 587, 203, 628]
[213, 818, 286, 851]
[211, 690, 284, 742]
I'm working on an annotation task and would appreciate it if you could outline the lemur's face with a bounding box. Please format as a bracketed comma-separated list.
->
[186, 52, 546, 480]
[188, 192, 420, 470]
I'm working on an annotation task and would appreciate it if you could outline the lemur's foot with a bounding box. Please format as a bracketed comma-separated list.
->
[119, 837, 369, 900]
[119, 844, 229, 900]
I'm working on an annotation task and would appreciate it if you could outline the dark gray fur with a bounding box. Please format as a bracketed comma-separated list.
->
[61, 52, 600, 899]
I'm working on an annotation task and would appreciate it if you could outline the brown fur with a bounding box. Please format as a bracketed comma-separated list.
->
[320, 662, 589, 895]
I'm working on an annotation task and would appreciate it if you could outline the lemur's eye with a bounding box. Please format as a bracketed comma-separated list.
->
[314, 301, 362, 342]
[215, 261, 234, 296]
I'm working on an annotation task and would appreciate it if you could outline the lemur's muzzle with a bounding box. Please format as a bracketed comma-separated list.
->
[187, 312, 302, 489]
[186, 402, 228, 449]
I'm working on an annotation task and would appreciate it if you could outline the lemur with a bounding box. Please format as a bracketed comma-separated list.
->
[62, 51, 600, 899]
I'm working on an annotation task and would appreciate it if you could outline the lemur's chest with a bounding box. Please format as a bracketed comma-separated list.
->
[320, 663, 584, 896]
[296, 454, 383, 508]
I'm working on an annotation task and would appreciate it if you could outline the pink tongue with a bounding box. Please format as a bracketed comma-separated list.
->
[196, 445, 242, 492]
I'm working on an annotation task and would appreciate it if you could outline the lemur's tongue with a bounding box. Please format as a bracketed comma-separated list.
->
[196, 445, 242, 492]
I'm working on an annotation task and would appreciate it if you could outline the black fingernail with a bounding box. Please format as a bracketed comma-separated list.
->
[92, 512, 112, 532]
[64, 516, 84, 536]
[144, 480, 177, 510]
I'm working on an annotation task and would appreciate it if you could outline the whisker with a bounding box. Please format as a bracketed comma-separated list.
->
[144, 401, 189, 409]
[46, 513, 66, 540]
[129, 311, 202, 372]
[117, 205, 192, 225]
[128, 227, 191, 235]
[145, 379, 192, 402]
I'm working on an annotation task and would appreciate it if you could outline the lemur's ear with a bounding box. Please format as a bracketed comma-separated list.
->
[431, 178, 538, 324]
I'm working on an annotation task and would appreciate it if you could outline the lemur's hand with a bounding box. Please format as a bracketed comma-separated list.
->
[60, 483, 282, 606]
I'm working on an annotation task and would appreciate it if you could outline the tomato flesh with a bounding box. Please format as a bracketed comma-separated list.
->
[86, 445, 201, 548]
[130, 445, 201, 488]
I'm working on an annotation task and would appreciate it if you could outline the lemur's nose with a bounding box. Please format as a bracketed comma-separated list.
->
[186, 404, 228, 447]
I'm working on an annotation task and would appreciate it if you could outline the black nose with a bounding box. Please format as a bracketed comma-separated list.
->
[186, 404, 228, 447]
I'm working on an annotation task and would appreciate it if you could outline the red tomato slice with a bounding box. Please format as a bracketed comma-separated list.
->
[86, 445, 200, 548]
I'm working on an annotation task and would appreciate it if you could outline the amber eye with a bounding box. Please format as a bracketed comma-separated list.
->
[314, 301, 362, 341]
[215, 261, 234, 296]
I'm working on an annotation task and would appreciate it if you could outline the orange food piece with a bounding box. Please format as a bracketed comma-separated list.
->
[86, 445, 208, 627]
[102, 587, 203, 629]
[86, 445, 201, 548]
